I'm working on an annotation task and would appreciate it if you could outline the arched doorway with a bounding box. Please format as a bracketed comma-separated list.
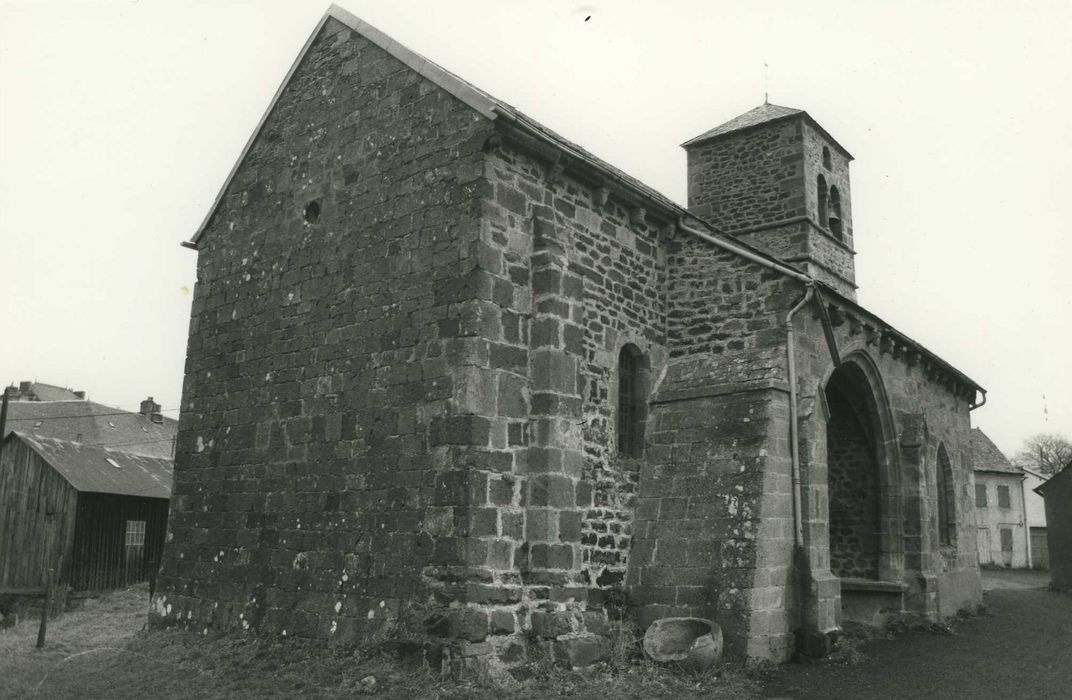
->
[825, 362, 885, 580]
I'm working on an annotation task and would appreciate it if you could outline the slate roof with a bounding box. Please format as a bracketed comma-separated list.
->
[683, 103, 803, 143]
[6, 432, 172, 499]
[12, 382, 83, 402]
[971, 428, 1021, 474]
[4, 400, 177, 459]
[681, 102, 853, 158]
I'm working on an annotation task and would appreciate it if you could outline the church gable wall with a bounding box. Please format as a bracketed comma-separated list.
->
[152, 17, 496, 643]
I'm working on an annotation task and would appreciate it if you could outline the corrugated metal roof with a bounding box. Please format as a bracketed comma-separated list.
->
[4, 400, 177, 458]
[971, 428, 1020, 474]
[9, 432, 173, 499]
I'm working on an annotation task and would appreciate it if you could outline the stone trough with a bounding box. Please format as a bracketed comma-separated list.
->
[642, 617, 723, 672]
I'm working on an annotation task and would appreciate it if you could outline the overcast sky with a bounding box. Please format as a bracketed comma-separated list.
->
[1, 0, 1069, 457]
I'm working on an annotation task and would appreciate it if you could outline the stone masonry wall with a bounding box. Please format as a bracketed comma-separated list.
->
[802, 122, 854, 249]
[631, 232, 806, 658]
[152, 18, 499, 647]
[686, 118, 857, 299]
[685, 120, 805, 232]
[826, 390, 880, 579]
[736, 222, 856, 298]
[793, 305, 982, 622]
[475, 140, 668, 661]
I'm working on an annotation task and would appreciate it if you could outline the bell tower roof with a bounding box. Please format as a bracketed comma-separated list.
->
[683, 102, 853, 160]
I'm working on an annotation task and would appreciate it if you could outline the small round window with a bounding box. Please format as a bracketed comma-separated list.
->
[304, 200, 321, 224]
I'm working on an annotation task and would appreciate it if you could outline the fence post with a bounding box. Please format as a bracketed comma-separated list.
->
[148, 558, 159, 601]
[36, 568, 53, 648]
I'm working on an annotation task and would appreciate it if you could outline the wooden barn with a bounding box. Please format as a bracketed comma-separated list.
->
[1036, 461, 1072, 591]
[0, 432, 172, 592]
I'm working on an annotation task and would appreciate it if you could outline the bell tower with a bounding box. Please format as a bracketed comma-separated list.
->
[683, 104, 857, 299]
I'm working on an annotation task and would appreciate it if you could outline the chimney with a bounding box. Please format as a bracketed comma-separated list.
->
[73, 390, 86, 400]
[140, 396, 160, 418]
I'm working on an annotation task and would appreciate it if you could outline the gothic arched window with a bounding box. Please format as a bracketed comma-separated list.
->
[617, 344, 647, 458]
[936, 443, 956, 545]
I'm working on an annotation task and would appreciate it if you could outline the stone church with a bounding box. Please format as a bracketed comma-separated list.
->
[152, 5, 986, 667]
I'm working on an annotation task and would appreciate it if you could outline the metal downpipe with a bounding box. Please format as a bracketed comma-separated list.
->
[787, 284, 815, 548]
[675, 219, 830, 648]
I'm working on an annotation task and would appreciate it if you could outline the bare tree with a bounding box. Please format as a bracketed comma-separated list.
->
[1013, 433, 1072, 476]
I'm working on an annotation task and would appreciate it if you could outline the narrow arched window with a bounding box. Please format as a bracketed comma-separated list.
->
[822, 147, 832, 170]
[936, 444, 955, 545]
[617, 344, 647, 458]
[817, 175, 828, 226]
[828, 185, 843, 239]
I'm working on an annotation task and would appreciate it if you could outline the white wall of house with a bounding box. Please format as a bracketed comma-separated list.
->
[1023, 469, 1049, 568]
[1024, 469, 1048, 528]
[973, 472, 1029, 568]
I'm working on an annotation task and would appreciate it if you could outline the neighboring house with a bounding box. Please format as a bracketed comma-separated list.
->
[1023, 467, 1049, 569]
[0, 432, 172, 592]
[1035, 461, 1072, 591]
[3, 383, 177, 459]
[5, 380, 87, 402]
[153, 7, 989, 666]
[971, 429, 1029, 568]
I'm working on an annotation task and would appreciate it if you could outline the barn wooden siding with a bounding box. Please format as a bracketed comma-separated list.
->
[68, 494, 170, 591]
[0, 439, 78, 590]
[67, 490, 168, 591]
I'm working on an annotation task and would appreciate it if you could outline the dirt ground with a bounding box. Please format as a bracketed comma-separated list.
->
[763, 569, 1072, 699]
[0, 585, 757, 699]
[1, 571, 1068, 698]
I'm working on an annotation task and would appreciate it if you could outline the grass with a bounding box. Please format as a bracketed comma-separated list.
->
[0, 586, 763, 699]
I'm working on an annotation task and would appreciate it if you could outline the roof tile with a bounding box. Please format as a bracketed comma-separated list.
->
[971, 428, 1020, 474]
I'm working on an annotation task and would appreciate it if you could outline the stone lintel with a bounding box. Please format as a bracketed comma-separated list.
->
[651, 378, 790, 405]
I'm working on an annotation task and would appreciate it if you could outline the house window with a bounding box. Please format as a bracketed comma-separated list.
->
[822, 146, 832, 170]
[617, 344, 647, 458]
[975, 484, 987, 508]
[998, 485, 1011, 509]
[1000, 528, 1013, 552]
[125, 520, 146, 547]
[936, 444, 955, 545]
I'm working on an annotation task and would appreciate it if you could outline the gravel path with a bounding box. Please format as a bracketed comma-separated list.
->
[763, 571, 1072, 699]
